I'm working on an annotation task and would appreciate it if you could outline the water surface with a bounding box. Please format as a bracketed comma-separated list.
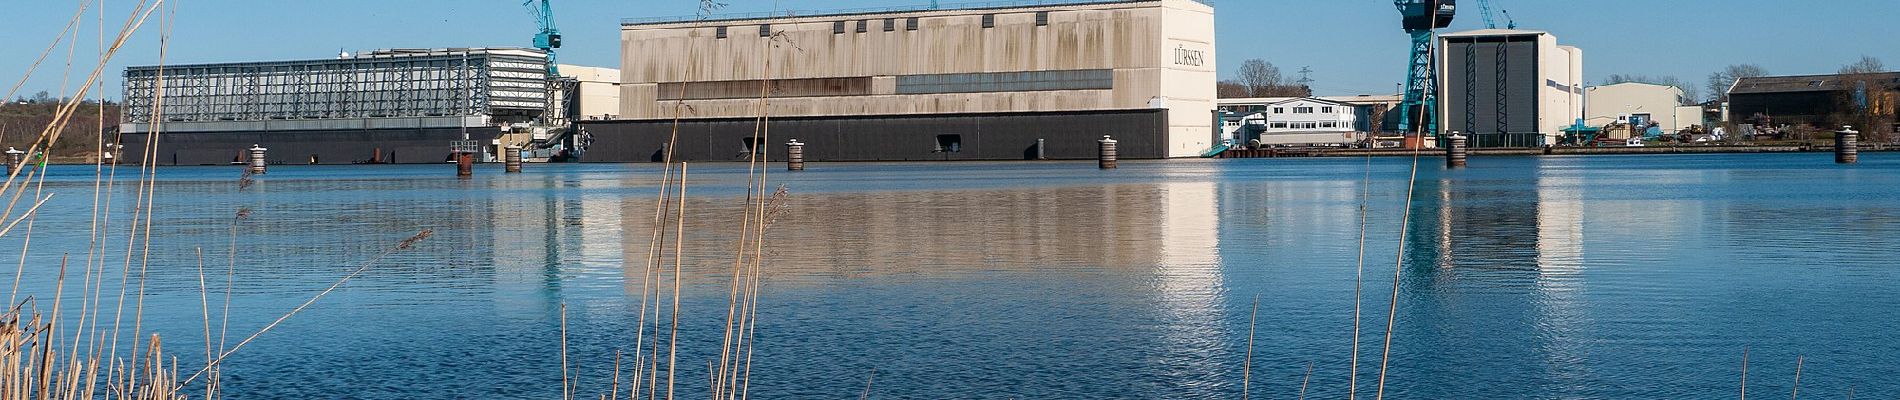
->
[6, 153, 1899, 398]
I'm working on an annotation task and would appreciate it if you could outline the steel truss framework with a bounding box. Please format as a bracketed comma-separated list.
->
[123, 50, 549, 124]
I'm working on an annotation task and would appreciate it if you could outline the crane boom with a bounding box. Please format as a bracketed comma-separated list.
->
[1477, 0, 1497, 29]
[525, 0, 561, 76]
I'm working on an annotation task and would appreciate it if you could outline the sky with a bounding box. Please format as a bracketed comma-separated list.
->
[4, 0, 1897, 101]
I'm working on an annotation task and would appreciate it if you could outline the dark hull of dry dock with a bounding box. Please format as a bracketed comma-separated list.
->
[576, 109, 1170, 163]
[121, 127, 502, 166]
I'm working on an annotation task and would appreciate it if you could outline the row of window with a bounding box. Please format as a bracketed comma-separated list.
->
[1267, 121, 1345, 129]
[1271, 106, 1336, 114]
[714, 11, 1053, 39]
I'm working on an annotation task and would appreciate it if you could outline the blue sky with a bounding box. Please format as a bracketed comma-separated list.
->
[5, 0, 1896, 101]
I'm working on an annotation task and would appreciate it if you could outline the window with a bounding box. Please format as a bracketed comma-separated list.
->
[982, 14, 995, 28]
[1321, 106, 1334, 113]
[884, 18, 896, 32]
[715, 26, 728, 39]
[907, 17, 920, 31]
[833, 21, 846, 34]
[1320, 121, 1336, 128]
[1036, 11, 1049, 26]
[1269, 122, 1289, 129]
[857, 20, 868, 33]
[1294, 107, 1314, 114]
[936, 134, 963, 153]
[1272, 107, 1285, 113]
[759, 24, 772, 37]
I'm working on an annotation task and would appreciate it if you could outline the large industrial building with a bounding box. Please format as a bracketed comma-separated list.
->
[1583, 82, 1702, 133]
[578, 0, 1218, 162]
[1728, 72, 1900, 130]
[120, 48, 609, 165]
[1439, 29, 1582, 147]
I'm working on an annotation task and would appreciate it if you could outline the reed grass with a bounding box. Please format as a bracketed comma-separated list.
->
[1242, 295, 1257, 400]
[1790, 355, 1802, 400]
[1298, 361, 1313, 400]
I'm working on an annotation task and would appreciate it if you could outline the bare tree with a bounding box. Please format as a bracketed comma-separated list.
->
[1840, 55, 1888, 75]
[1236, 59, 1282, 97]
[1833, 56, 1895, 141]
[1707, 64, 1768, 102]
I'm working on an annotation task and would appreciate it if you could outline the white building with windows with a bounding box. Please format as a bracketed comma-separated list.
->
[1252, 98, 1359, 146]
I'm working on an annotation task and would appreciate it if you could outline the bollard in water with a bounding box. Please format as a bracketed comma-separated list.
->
[247, 144, 268, 174]
[504, 145, 523, 173]
[1836, 126, 1859, 164]
[1098, 135, 1118, 169]
[1446, 133, 1468, 168]
[457, 152, 475, 177]
[1036, 138, 1046, 160]
[4, 147, 24, 174]
[786, 139, 805, 171]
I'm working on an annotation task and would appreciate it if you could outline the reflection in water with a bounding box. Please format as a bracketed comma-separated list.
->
[1533, 160, 1590, 391]
[4, 154, 1899, 398]
[1155, 181, 1227, 384]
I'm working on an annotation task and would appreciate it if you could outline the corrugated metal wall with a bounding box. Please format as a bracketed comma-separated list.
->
[577, 109, 1166, 162]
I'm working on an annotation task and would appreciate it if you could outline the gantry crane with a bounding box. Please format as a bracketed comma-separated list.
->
[1394, 0, 1455, 138]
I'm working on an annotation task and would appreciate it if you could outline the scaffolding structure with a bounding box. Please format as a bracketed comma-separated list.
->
[122, 48, 549, 131]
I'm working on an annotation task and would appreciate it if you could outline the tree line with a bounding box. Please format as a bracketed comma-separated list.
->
[1217, 59, 1313, 98]
[1603, 55, 1889, 105]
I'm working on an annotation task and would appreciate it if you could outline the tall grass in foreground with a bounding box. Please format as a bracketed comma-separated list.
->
[582, 4, 793, 400]
[4, 1, 437, 399]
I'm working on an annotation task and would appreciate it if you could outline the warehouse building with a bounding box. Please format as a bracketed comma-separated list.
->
[120, 48, 612, 165]
[1728, 72, 1900, 129]
[579, 0, 1218, 162]
[1439, 29, 1582, 147]
[1583, 82, 1702, 133]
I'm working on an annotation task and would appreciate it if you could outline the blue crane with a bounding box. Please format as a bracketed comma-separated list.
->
[1475, 0, 1516, 29]
[525, 0, 562, 76]
[1394, 0, 1455, 138]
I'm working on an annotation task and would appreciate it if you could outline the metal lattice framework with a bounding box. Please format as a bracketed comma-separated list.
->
[122, 48, 549, 125]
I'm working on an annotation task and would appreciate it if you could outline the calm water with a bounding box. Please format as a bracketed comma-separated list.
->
[6, 153, 1900, 398]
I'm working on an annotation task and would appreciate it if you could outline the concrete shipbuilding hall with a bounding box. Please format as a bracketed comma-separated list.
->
[581, 0, 1219, 162]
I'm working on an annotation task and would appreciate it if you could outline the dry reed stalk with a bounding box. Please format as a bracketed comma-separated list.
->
[1790, 355, 1801, 400]
[123, 4, 176, 387]
[1348, 146, 1373, 400]
[736, 187, 789, 400]
[180, 229, 433, 385]
[611, 349, 622, 400]
[716, 26, 785, 400]
[3, 2, 178, 398]
[1242, 295, 1257, 400]
[1741, 347, 1748, 400]
[562, 303, 571, 400]
[1374, 112, 1428, 400]
[1298, 361, 1313, 400]
[0, 0, 92, 103]
[0, 0, 164, 200]
[665, 163, 689, 400]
